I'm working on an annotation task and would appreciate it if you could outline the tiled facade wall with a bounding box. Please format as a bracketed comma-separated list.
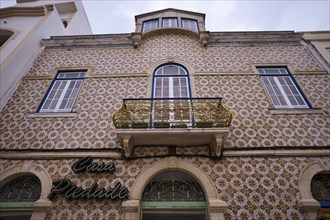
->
[1, 35, 329, 150]
[28, 35, 322, 78]
[1, 157, 329, 219]
[1, 33, 329, 219]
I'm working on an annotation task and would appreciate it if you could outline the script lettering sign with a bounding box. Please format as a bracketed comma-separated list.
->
[47, 157, 129, 201]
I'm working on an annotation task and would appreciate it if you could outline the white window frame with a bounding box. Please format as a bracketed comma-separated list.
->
[181, 18, 198, 32]
[153, 65, 190, 99]
[162, 18, 178, 28]
[142, 19, 159, 32]
[258, 67, 310, 109]
[38, 71, 86, 113]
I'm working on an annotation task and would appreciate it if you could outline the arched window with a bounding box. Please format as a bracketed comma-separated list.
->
[152, 64, 192, 125]
[0, 29, 14, 47]
[153, 64, 191, 99]
[0, 175, 41, 220]
[141, 171, 207, 220]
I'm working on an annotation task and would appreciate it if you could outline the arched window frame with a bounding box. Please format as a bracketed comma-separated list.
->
[122, 157, 227, 220]
[152, 63, 192, 99]
[0, 163, 53, 220]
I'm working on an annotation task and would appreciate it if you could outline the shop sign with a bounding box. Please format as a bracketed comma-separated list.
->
[47, 157, 129, 201]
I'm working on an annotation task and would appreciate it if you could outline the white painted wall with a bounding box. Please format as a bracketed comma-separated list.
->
[0, 0, 92, 110]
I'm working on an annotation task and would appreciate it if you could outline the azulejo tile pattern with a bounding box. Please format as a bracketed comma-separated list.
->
[195, 75, 330, 147]
[1, 35, 329, 150]
[2, 157, 329, 219]
[27, 34, 322, 78]
[0, 78, 147, 150]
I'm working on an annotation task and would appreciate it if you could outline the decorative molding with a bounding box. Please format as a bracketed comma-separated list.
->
[1, 149, 329, 160]
[41, 34, 133, 47]
[131, 32, 142, 48]
[199, 31, 209, 47]
[116, 128, 230, 158]
[223, 149, 330, 157]
[0, 5, 54, 19]
[268, 108, 325, 115]
[27, 112, 77, 118]
[0, 151, 122, 160]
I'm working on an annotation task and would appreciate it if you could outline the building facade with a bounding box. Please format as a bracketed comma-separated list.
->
[0, 0, 92, 110]
[0, 8, 329, 220]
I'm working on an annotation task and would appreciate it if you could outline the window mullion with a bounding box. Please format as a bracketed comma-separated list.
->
[169, 77, 174, 98]
[54, 80, 70, 111]
[274, 77, 291, 108]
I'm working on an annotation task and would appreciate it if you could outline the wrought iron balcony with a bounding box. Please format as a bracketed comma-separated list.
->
[112, 98, 232, 158]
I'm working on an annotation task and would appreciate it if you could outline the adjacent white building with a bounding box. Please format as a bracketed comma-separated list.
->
[0, 0, 92, 110]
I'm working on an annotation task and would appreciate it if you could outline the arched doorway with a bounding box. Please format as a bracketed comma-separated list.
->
[0, 163, 53, 220]
[0, 175, 41, 220]
[311, 172, 330, 219]
[299, 160, 330, 219]
[122, 158, 227, 220]
[141, 171, 207, 220]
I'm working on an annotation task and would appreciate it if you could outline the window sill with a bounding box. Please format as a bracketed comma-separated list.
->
[269, 108, 325, 115]
[28, 112, 77, 118]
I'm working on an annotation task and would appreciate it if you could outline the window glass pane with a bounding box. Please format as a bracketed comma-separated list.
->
[163, 19, 169, 27]
[284, 77, 294, 85]
[270, 95, 280, 106]
[155, 69, 162, 75]
[179, 68, 186, 75]
[40, 72, 85, 112]
[287, 95, 298, 105]
[258, 67, 308, 108]
[155, 88, 161, 97]
[181, 87, 188, 97]
[182, 19, 198, 31]
[278, 96, 287, 105]
[279, 68, 288, 74]
[174, 87, 180, 97]
[143, 20, 158, 32]
[163, 18, 178, 28]
[173, 78, 179, 86]
[180, 78, 187, 86]
[59, 99, 68, 109]
[295, 95, 306, 105]
[261, 78, 270, 85]
[163, 65, 178, 75]
[43, 100, 52, 109]
[155, 78, 161, 86]
[153, 65, 190, 99]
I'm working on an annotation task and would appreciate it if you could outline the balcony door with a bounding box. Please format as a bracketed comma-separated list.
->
[152, 64, 191, 124]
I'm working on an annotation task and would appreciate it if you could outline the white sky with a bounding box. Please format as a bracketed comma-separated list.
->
[1, 0, 329, 34]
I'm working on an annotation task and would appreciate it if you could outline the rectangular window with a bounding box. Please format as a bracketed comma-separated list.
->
[181, 18, 198, 32]
[38, 71, 86, 113]
[142, 19, 158, 32]
[257, 67, 310, 109]
[162, 18, 178, 28]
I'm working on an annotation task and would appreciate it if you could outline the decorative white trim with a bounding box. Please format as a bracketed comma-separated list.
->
[269, 108, 325, 115]
[28, 112, 77, 118]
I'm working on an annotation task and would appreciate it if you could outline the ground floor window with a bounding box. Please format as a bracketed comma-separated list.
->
[141, 171, 208, 220]
[0, 175, 41, 220]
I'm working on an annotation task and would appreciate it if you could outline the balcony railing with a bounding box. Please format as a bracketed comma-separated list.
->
[112, 98, 232, 129]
